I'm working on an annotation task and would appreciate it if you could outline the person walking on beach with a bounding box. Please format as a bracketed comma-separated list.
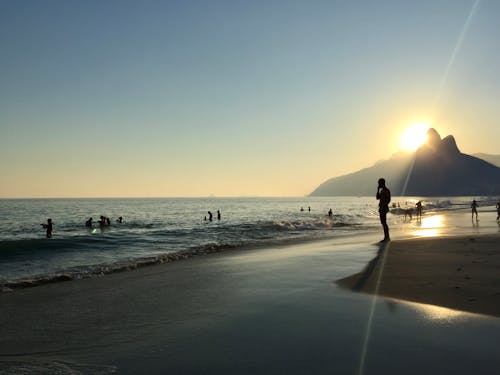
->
[416, 201, 422, 221]
[41, 218, 54, 238]
[217, 210, 221, 220]
[471, 199, 478, 221]
[376, 178, 391, 242]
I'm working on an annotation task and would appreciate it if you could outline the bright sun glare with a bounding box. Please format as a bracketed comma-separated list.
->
[400, 123, 430, 151]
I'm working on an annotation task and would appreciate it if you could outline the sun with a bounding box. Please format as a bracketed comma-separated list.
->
[400, 123, 430, 151]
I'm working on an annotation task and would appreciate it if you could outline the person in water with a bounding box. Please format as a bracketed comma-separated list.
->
[116, 216, 123, 223]
[471, 199, 478, 221]
[85, 217, 93, 227]
[376, 178, 391, 242]
[98, 216, 106, 227]
[328, 208, 333, 217]
[41, 218, 54, 238]
[217, 210, 221, 220]
[208, 211, 213, 222]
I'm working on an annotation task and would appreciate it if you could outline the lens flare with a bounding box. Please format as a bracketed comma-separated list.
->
[400, 123, 430, 151]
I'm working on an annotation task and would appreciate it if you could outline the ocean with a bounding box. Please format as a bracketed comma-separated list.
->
[0, 196, 494, 288]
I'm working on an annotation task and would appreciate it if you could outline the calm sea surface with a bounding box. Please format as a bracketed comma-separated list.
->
[0, 196, 492, 285]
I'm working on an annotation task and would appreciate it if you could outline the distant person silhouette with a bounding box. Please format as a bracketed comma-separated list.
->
[496, 201, 500, 222]
[208, 211, 213, 222]
[300, 207, 304, 212]
[471, 199, 478, 221]
[217, 210, 221, 220]
[85, 217, 93, 227]
[308, 206, 311, 212]
[116, 216, 123, 223]
[41, 218, 53, 238]
[416, 201, 422, 221]
[376, 178, 391, 242]
[328, 208, 333, 217]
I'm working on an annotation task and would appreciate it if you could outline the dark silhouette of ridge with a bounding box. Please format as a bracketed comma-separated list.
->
[473, 153, 500, 168]
[310, 129, 500, 196]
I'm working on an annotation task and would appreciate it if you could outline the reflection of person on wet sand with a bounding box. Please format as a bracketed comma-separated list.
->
[376, 178, 391, 242]
[471, 199, 478, 221]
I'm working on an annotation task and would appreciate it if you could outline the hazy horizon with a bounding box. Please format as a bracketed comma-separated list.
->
[2, 0, 500, 198]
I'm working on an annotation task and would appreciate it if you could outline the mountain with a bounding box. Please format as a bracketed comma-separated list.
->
[473, 153, 500, 168]
[310, 129, 500, 196]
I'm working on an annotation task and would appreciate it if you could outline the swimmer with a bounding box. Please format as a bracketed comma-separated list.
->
[41, 218, 54, 238]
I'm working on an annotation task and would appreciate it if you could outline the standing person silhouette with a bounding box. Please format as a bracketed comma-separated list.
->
[376, 178, 391, 242]
[496, 200, 500, 222]
[208, 211, 213, 222]
[217, 210, 221, 220]
[416, 201, 422, 221]
[471, 199, 478, 221]
[41, 218, 54, 238]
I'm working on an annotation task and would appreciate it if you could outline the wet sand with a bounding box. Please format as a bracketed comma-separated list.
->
[337, 235, 500, 317]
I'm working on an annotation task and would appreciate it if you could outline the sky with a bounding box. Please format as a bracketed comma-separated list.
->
[1, 0, 499, 198]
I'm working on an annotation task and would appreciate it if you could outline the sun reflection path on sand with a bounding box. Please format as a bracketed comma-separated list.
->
[411, 214, 445, 238]
[392, 299, 476, 322]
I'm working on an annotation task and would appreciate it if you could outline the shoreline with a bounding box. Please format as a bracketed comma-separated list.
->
[337, 234, 500, 317]
[0, 230, 380, 292]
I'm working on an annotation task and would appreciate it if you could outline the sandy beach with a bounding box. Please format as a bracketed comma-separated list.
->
[338, 235, 500, 317]
[1, 212, 500, 374]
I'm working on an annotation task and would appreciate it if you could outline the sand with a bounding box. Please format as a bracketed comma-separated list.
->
[337, 235, 500, 317]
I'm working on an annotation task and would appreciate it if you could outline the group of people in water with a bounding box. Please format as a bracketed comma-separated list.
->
[85, 216, 124, 228]
[205, 210, 221, 221]
[39, 191, 500, 239]
[40, 216, 124, 238]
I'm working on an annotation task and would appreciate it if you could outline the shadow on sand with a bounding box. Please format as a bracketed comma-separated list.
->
[337, 241, 390, 292]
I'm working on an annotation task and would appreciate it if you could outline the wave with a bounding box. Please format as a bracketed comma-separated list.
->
[0, 214, 368, 290]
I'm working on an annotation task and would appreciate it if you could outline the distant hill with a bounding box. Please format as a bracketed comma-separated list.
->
[310, 129, 500, 196]
[473, 153, 500, 168]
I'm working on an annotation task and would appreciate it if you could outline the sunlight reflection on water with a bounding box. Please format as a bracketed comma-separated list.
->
[393, 299, 476, 322]
[411, 214, 445, 237]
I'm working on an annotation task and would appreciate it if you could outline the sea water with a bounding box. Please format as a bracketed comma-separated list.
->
[0, 196, 495, 286]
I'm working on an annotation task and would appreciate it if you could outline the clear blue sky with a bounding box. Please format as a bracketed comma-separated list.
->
[1, 0, 499, 197]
